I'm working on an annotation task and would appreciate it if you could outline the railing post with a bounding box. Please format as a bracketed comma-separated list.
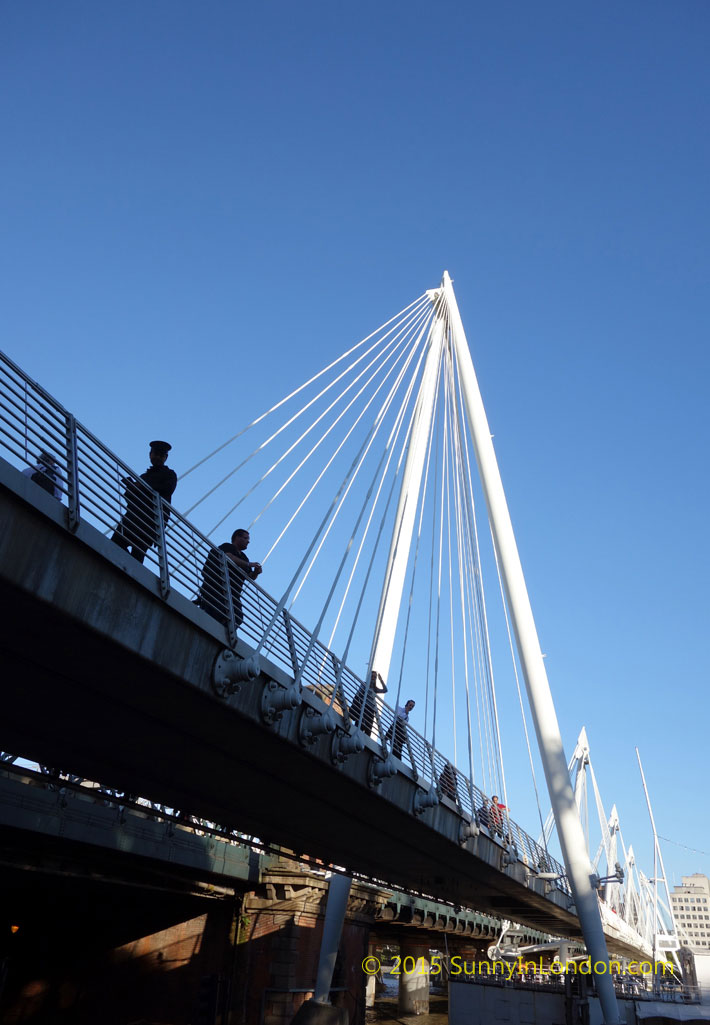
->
[155, 499, 171, 599]
[404, 732, 418, 780]
[221, 549, 237, 648]
[65, 413, 80, 531]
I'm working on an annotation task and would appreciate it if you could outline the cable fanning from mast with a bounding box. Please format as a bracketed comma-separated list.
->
[179, 292, 431, 482]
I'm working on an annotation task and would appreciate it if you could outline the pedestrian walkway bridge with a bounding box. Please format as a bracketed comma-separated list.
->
[0, 349, 652, 961]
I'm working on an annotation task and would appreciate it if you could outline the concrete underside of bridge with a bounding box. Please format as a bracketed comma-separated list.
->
[0, 862, 237, 1023]
[0, 464, 641, 957]
[0, 812, 372, 1025]
[0, 765, 535, 1023]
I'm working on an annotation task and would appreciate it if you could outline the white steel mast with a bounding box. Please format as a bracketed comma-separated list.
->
[442, 271, 621, 1024]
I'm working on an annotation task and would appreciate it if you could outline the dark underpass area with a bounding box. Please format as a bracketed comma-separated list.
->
[0, 830, 244, 1025]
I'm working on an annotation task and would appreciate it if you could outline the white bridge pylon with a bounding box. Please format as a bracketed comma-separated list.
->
[185, 273, 626, 1021]
[369, 274, 622, 1023]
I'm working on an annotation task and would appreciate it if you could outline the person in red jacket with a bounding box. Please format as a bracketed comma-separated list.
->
[489, 795, 507, 838]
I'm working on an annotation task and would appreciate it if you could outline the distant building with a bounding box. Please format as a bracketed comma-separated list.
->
[670, 874, 710, 953]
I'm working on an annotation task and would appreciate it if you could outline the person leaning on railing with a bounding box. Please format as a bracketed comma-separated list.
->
[384, 698, 415, 758]
[198, 528, 262, 629]
[111, 440, 177, 564]
[489, 794, 507, 838]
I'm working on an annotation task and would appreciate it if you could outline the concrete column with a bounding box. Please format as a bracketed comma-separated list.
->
[398, 940, 430, 1016]
[365, 973, 376, 1009]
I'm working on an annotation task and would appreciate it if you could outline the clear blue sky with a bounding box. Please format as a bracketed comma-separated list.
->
[2, 2, 708, 890]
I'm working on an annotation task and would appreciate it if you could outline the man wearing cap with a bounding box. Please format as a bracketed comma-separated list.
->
[111, 441, 177, 564]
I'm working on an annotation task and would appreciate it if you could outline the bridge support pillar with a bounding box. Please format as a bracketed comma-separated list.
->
[398, 940, 430, 1016]
[291, 873, 351, 1025]
[365, 971, 376, 1008]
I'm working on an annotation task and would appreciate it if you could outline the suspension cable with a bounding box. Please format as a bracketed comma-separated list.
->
[289, 332, 433, 687]
[250, 305, 437, 656]
[210, 300, 434, 544]
[182, 296, 432, 517]
[390, 354, 444, 718]
[287, 318, 432, 606]
[179, 292, 431, 482]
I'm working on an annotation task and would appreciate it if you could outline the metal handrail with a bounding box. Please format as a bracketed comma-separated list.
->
[0, 347, 570, 892]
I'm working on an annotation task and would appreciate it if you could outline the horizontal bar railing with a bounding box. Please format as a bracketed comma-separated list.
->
[0, 347, 570, 893]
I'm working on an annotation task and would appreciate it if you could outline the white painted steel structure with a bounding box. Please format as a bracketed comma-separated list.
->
[366, 274, 622, 1023]
[443, 272, 622, 1023]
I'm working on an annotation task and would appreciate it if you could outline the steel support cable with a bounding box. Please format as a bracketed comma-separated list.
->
[179, 292, 431, 483]
[589, 760, 614, 867]
[430, 384, 450, 753]
[323, 355, 431, 659]
[450, 340, 507, 805]
[324, 360, 435, 718]
[446, 345, 479, 790]
[251, 319, 434, 656]
[463, 319, 545, 832]
[257, 302, 434, 557]
[447, 338, 483, 789]
[320, 331, 432, 659]
[473, 533, 507, 808]
[443, 357, 459, 765]
[423, 387, 441, 742]
[326, 426, 413, 714]
[289, 338, 433, 691]
[446, 340, 489, 787]
[490, 533, 548, 846]
[362, 322, 445, 673]
[182, 296, 432, 518]
[450, 358, 495, 794]
[445, 386, 493, 795]
[390, 357, 443, 723]
[477, 553, 508, 809]
[207, 315, 413, 539]
[209, 301, 433, 544]
[456, 472, 487, 792]
[287, 321, 432, 606]
[456, 471, 485, 790]
[454, 417, 487, 792]
[452, 399, 486, 801]
[263, 316, 432, 576]
[491, 538, 550, 850]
